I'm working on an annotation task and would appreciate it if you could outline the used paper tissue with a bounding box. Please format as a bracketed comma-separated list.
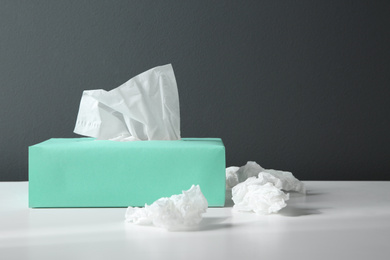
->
[227, 161, 305, 214]
[28, 65, 226, 208]
[232, 180, 289, 214]
[125, 185, 208, 231]
[228, 161, 306, 193]
[74, 64, 180, 141]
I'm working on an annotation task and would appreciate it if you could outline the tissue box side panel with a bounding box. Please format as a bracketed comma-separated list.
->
[29, 138, 225, 207]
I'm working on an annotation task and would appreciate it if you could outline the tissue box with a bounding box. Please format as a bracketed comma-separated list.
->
[29, 138, 225, 208]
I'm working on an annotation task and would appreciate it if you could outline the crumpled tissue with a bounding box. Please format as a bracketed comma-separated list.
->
[74, 64, 180, 141]
[261, 169, 306, 194]
[125, 185, 208, 231]
[232, 179, 289, 214]
[226, 161, 305, 193]
[227, 161, 305, 214]
[226, 166, 240, 190]
[236, 161, 264, 183]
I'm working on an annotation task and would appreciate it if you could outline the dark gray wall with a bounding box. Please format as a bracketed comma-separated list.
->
[1, 1, 389, 181]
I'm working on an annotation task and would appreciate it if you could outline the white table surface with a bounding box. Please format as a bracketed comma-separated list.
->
[1, 181, 389, 260]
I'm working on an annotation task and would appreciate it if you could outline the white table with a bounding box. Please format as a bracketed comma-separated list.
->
[1, 181, 389, 260]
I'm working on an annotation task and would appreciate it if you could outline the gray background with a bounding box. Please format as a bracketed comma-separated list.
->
[1, 1, 389, 181]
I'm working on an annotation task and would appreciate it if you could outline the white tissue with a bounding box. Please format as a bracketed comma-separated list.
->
[74, 64, 180, 141]
[236, 161, 264, 183]
[227, 161, 305, 214]
[228, 161, 305, 193]
[225, 166, 239, 190]
[257, 171, 283, 189]
[262, 169, 306, 194]
[232, 178, 289, 214]
[125, 185, 208, 231]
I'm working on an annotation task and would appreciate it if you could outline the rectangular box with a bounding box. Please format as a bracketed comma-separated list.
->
[29, 138, 225, 207]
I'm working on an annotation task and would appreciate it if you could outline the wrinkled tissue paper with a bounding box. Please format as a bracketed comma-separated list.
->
[227, 161, 305, 214]
[232, 180, 289, 214]
[227, 161, 306, 193]
[74, 64, 180, 141]
[125, 185, 208, 231]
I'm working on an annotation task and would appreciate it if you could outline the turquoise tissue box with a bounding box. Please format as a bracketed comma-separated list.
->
[29, 138, 226, 208]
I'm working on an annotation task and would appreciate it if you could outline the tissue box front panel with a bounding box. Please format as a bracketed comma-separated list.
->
[29, 138, 225, 207]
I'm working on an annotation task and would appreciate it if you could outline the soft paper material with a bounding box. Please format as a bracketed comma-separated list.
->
[29, 138, 226, 207]
[226, 161, 305, 193]
[257, 171, 283, 190]
[125, 185, 208, 231]
[232, 178, 289, 214]
[261, 169, 306, 194]
[74, 64, 180, 141]
[226, 166, 239, 190]
[236, 161, 264, 183]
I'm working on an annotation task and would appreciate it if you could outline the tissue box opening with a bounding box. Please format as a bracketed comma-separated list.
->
[29, 138, 225, 208]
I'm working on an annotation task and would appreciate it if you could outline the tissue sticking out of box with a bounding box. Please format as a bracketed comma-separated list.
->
[74, 64, 180, 141]
[125, 185, 208, 231]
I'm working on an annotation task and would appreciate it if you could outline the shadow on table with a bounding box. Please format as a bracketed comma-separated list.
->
[198, 217, 232, 231]
[279, 207, 322, 217]
[277, 189, 327, 217]
[305, 189, 328, 197]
